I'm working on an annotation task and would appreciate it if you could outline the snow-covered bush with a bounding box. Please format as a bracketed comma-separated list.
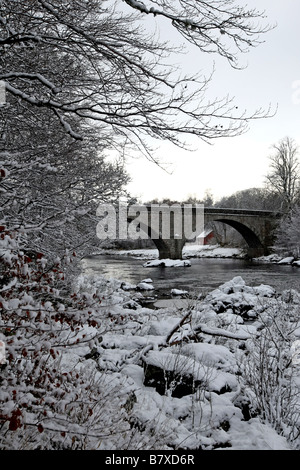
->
[237, 295, 300, 447]
[0, 227, 134, 449]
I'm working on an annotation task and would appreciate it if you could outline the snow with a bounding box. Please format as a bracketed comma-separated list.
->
[278, 256, 295, 264]
[184, 244, 243, 259]
[197, 229, 213, 238]
[144, 259, 191, 267]
[58, 269, 300, 450]
[181, 342, 236, 369]
[136, 281, 154, 290]
[171, 288, 188, 295]
[3, 241, 300, 449]
[254, 253, 300, 267]
[113, 244, 244, 260]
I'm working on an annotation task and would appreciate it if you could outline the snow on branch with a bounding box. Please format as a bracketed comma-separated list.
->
[5, 82, 59, 107]
[194, 323, 252, 341]
[53, 110, 83, 140]
[165, 319, 252, 347]
[0, 72, 61, 94]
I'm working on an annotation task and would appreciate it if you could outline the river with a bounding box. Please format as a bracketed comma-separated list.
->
[81, 253, 300, 300]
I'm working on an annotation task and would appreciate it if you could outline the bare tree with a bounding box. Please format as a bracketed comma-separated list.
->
[0, 0, 273, 161]
[274, 204, 300, 258]
[265, 137, 300, 212]
[123, 0, 271, 66]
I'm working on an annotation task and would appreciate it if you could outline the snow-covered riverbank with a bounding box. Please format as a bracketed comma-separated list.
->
[68, 271, 300, 450]
[98, 243, 300, 267]
[99, 244, 244, 260]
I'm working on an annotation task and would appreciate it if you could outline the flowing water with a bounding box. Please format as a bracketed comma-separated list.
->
[81, 254, 300, 299]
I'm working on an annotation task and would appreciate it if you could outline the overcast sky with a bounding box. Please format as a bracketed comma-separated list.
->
[125, 0, 300, 203]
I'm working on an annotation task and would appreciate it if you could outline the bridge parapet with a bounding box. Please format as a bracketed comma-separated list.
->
[203, 207, 282, 217]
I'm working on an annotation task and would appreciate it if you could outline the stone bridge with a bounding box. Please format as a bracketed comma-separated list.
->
[126, 206, 282, 259]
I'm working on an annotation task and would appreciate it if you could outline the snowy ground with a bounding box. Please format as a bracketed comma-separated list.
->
[70, 268, 300, 450]
[105, 244, 244, 260]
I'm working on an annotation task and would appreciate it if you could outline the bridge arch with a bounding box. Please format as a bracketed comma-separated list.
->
[126, 218, 187, 260]
[210, 218, 263, 250]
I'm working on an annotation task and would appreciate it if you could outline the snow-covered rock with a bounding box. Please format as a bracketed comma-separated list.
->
[171, 288, 188, 296]
[136, 281, 154, 290]
[143, 259, 191, 267]
[278, 256, 295, 264]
